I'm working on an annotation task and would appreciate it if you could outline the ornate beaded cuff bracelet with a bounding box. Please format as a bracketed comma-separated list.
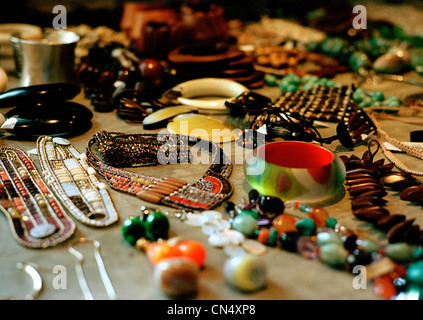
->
[86, 131, 234, 211]
[0, 147, 76, 248]
[36, 136, 119, 227]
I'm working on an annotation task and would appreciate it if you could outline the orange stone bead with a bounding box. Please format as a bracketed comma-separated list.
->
[307, 206, 329, 227]
[272, 214, 297, 235]
[373, 274, 397, 300]
[144, 241, 181, 265]
[174, 240, 207, 268]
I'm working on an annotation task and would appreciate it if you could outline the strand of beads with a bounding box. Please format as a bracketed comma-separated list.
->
[121, 208, 206, 298]
[223, 189, 423, 300]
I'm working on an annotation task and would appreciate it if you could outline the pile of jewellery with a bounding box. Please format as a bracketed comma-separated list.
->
[36, 136, 119, 228]
[0, 147, 76, 248]
[86, 131, 233, 211]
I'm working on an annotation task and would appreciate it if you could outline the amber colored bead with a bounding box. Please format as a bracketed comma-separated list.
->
[373, 274, 397, 300]
[272, 214, 297, 235]
[307, 206, 329, 227]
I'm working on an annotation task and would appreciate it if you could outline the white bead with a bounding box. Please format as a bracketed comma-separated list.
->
[87, 167, 96, 175]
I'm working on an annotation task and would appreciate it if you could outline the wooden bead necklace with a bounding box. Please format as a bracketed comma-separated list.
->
[86, 131, 234, 211]
[0, 147, 75, 248]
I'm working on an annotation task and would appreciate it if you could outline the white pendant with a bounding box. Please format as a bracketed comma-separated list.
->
[29, 223, 56, 239]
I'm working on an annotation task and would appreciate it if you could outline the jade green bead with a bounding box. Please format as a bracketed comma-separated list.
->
[264, 74, 278, 86]
[407, 260, 423, 285]
[316, 232, 342, 246]
[372, 91, 384, 101]
[348, 51, 371, 72]
[325, 217, 337, 229]
[353, 88, 366, 103]
[413, 247, 423, 261]
[239, 209, 259, 220]
[356, 239, 380, 253]
[319, 243, 348, 268]
[122, 217, 146, 246]
[385, 243, 414, 262]
[286, 84, 298, 92]
[232, 214, 259, 237]
[145, 211, 170, 241]
[295, 218, 316, 236]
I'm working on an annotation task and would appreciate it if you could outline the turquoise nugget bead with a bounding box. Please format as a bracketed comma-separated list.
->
[295, 218, 316, 236]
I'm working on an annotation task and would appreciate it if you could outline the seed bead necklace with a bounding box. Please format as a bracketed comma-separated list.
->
[85, 131, 234, 211]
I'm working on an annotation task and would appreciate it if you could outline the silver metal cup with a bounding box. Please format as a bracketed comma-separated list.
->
[10, 29, 80, 86]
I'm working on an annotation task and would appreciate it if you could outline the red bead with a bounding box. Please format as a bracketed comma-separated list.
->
[373, 274, 397, 300]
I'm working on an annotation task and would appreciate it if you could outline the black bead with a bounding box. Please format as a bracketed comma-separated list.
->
[344, 234, 358, 251]
[258, 195, 285, 215]
[224, 201, 235, 213]
[248, 189, 260, 202]
[279, 231, 299, 252]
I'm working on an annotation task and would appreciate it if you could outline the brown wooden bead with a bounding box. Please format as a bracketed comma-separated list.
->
[387, 219, 415, 243]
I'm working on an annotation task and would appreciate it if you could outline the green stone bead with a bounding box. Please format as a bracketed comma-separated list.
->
[356, 239, 380, 253]
[319, 243, 348, 268]
[385, 243, 414, 262]
[122, 217, 146, 246]
[316, 232, 342, 246]
[264, 74, 278, 86]
[413, 247, 423, 261]
[145, 211, 170, 241]
[286, 84, 298, 92]
[348, 51, 370, 72]
[372, 91, 384, 101]
[239, 209, 259, 220]
[353, 88, 366, 103]
[295, 218, 316, 236]
[325, 217, 337, 229]
[267, 227, 278, 247]
[232, 214, 259, 237]
[407, 260, 423, 285]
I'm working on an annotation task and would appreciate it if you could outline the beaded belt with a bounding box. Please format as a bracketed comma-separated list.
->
[36, 136, 119, 227]
[0, 147, 76, 248]
[86, 131, 234, 211]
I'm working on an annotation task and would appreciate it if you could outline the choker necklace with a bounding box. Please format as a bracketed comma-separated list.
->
[86, 131, 234, 211]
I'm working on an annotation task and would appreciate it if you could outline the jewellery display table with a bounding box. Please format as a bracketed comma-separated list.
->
[1, 54, 423, 301]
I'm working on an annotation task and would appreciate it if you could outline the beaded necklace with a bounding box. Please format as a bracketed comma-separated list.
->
[86, 131, 234, 211]
[36, 136, 119, 227]
[0, 147, 76, 248]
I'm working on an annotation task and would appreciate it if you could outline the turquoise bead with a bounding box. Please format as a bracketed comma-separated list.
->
[319, 243, 348, 268]
[348, 51, 370, 72]
[385, 243, 414, 262]
[122, 217, 146, 246]
[264, 74, 278, 86]
[145, 211, 170, 241]
[413, 247, 423, 261]
[286, 84, 298, 92]
[407, 260, 423, 285]
[325, 217, 337, 229]
[372, 91, 384, 101]
[232, 214, 258, 237]
[295, 218, 316, 236]
[353, 88, 366, 103]
[267, 227, 278, 247]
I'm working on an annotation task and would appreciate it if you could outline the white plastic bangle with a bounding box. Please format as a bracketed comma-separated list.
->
[170, 78, 249, 112]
